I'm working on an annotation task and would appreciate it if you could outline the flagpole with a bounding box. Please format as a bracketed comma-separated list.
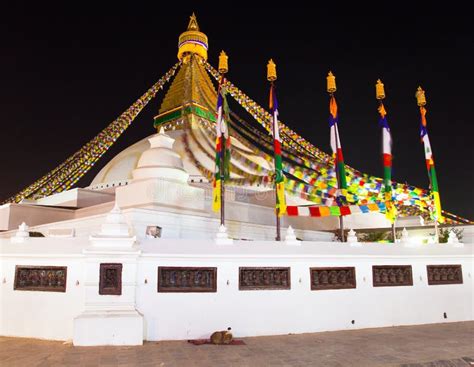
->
[384, 99, 397, 243]
[376, 79, 397, 242]
[273, 88, 282, 242]
[333, 120, 345, 242]
[218, 72, 226, 226]
[327, 72, 345, 242]
[219, 94, 226, 227]
[415, 86, 444, 241]
[213, 51, 229, 226]
[273, 83, 282, 242]
[219, 52, 228, 226]
[267, 59, 285, 241]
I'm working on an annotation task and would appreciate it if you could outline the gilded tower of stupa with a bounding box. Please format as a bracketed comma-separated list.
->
[154, 13, 217, 128]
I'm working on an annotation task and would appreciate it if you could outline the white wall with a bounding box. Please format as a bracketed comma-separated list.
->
[0, 203, 75, 231]
[136, 241, 473, 341]
[37, 188, 115, 208]
[0, 204, 11, 230]
[0, 206, 335, 243]
[0, 239, 85, 340]
[1, 238, 472, 342]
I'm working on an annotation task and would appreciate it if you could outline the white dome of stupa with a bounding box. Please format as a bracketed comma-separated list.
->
[89, 128, 271, 190]
[89, 130, 205, 188]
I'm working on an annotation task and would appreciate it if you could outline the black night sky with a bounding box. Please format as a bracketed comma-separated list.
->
[0, 3, 472, 219]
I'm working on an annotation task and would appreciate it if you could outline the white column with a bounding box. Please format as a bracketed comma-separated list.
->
[73, 204, 143, 346]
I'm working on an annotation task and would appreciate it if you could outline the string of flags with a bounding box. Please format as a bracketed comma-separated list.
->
[2, 62, 181, 204]
[2, 49, 470, 225]
[287, 203, 386, 217]
[204, 59, 468, 224]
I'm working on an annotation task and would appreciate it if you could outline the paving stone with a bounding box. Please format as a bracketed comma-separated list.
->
[1, 322, 473, 366]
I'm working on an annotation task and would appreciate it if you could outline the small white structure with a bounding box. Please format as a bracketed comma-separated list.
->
[347, 228, 361, 247]
[10, 222, 29, 243]
[448, 229, 463, 247]
[285, 225, 300, 245]
[401, 227, 420, 247]
[88, 203, 136, 248]
[447, 229, 459, 244]
[400, 228, 410, 243]
[215, 224, 233, 245]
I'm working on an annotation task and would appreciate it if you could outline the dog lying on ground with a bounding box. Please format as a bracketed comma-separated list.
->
[210, 327, 233, 344]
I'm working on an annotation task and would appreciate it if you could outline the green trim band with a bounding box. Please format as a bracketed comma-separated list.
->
[154, 104, 216, 127]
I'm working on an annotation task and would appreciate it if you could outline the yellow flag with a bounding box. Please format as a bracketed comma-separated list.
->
[212, 179, 221, 212]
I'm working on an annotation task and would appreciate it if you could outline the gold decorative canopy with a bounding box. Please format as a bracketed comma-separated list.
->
[267, 59, 277, 81]
[178, 13, 209, 61]
[326, 71, 336, 93]
[376, 79, 385, 100]
[416, 86, 427, 106]
[218, 50, 228, 74]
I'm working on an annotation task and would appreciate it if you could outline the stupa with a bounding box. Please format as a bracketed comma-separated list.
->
[0, 14, 471, 346]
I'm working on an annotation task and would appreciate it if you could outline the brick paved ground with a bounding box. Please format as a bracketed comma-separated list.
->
[1, 322, 473, 366]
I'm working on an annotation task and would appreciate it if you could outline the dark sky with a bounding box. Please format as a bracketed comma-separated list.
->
[0, 3, 472, 219]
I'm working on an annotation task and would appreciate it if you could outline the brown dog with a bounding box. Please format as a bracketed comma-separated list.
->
[210, 327, 233, 345]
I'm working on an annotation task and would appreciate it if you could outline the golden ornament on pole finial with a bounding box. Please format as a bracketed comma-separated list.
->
[416, 86, 426, 106]
[267, 59, 277, 81]
[327, 71, 336, 93]
[218, 50, 228, 74]
[376, 79, 385, 100]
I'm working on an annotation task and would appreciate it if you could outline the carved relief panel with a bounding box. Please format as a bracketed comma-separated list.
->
[372, 265, 413, 287]
[427, 265, 463, 285]
[14, 266, 67, 292]
[310, 267, 356, 290]
[99, 263, 122, 295]
[158, 267, 217, 292]
[239, 267, 291, 290]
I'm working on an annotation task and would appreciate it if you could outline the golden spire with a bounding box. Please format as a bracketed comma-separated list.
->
[376, 79, 385, 100]
[178, 13, 209, 62]
[267, 59, 277, 81]
[187, 12, 200, 31]
[415, 86, 426, 106]
[327, 71, 336, 93]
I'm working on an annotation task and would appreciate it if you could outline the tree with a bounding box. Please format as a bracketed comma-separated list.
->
[360, 231, 389, 243]
[437, 227, 463, 243]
